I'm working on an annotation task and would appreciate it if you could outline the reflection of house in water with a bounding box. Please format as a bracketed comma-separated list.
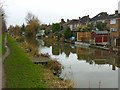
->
[76, 46, 92, 60]
[52, 44, 62, 55]
[76, 46, 120, 70]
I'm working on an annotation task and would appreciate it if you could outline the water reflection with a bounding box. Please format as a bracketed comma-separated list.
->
[76, 46, 120, 70]
[39, 39, 119, 88]
[44, 41, 76, 57]
[43, 40, 120, 70]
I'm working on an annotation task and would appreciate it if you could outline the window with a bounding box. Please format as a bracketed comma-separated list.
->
[110, 19, 116, 24]
[110, 28, 117, 32]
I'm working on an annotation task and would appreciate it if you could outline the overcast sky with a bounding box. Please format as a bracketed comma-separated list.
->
[1, 0, 120, 27]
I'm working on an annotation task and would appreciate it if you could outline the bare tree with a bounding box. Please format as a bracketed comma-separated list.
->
[25, 12, 41, 37]
[25, 12, 41, 24]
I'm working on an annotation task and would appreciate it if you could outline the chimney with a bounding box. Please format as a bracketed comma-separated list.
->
[115, 10, 118, 14]
[67, 19, 69, 22]
[61, 19, 65, 23]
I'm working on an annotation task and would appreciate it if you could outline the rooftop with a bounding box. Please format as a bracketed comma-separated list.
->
[93, 31, 109, 34]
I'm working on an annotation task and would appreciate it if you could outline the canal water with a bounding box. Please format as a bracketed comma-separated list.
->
[37, 39, 120, 88]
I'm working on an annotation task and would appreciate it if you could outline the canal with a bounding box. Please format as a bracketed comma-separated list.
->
[37, 39, 120, 88]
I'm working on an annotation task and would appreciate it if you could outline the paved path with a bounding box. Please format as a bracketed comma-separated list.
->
[0, 35, 10, 89]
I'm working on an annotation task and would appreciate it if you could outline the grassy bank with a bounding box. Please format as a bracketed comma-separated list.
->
[2, 34, 6, 55]
[4, 35, 47, 88]
[0, 34, 6, 56]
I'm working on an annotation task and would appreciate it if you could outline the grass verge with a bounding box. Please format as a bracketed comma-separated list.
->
[1, 33, 6, 55]
[4, 35, 47, 88]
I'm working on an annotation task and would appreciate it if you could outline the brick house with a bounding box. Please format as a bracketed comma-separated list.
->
[65, 15, 90, 32]
[66, 19, 80, 31]
[90, 12, 108, 24]
[106, 10, 120, 32]
[106, 10, 120, 46]
[89, 10, 120, 46]
[80, 15, 90, 25]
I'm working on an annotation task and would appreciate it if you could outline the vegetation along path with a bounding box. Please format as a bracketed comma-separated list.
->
[4, 35, 47, 88]
[2, 34, 10, 88]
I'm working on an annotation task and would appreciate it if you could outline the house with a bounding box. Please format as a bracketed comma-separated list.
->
[105, 10, 120, 46]
[36, 30, 45, 37]
[66, 18, 80, 31]
[106, 10, 120, 32]
[80, 15, 90, 25]
[116, 37, 120, 46]
[109, 30, 120, 46]
[91, 31, 110, 45]
[90, 12, 108, 24]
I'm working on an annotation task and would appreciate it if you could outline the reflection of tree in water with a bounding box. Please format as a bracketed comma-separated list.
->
[76, 47, 92, 61]
[52, 43, 61, 55]
[44, 41, 51, 47]
[46, 41, 76, 57]
[62, 44, 72, 57]
[77, 54, 93, 65]
[70, 45, 76, 54]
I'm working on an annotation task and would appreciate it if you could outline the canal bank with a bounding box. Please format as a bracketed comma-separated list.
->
[39, 39, 119, 88]
[75, 41, 120, 55]
[4, 34, 73, 88]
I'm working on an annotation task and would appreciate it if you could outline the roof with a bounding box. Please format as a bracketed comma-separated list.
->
[107, 14, 120, 19]
[80, 15, 90, 24]
[67, 19, 80, 25]
[90, 12, 108, 22]
[93, 31, 109, 34]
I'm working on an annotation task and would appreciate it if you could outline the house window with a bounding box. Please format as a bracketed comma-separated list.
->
[110, 19, 116, 24]
[110, 28, 117, 32]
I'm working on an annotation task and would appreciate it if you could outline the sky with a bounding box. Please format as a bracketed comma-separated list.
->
[1, 0, 120, 27]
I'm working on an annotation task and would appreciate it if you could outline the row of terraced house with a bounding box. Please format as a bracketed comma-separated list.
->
[59, 10, 120, 47]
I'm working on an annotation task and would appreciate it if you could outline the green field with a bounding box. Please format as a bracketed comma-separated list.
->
[4, 35, 47, 88]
